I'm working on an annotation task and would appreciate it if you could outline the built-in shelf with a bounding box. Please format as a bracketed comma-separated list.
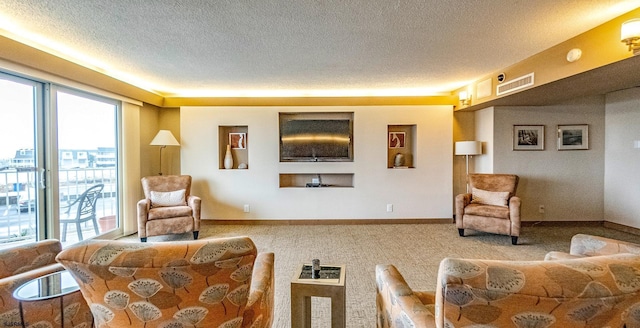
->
[219, 125, 248, 169]
[279, 173, 354, 188]
[388, 125, 416, 169]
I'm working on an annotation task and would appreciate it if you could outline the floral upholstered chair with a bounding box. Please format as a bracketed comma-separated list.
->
[137, 175, 201, 242]
[0, 239, 92, 328]
[455, 173, 521, 245]
[376, 253, 640, 327]
[56, 236, 274, 328]
[545, 233, 640, 260]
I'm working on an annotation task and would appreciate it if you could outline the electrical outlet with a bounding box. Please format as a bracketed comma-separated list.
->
[538, 205, 545, 214]
[243, 204, 250, 213]
[386, 204, 393, 212]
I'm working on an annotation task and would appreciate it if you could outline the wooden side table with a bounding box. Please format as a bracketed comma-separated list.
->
[291, 264, 346, 328]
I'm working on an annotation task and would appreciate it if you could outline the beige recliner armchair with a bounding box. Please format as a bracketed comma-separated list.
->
[455, 173, 521, 244]
[137, 175, 201, 242]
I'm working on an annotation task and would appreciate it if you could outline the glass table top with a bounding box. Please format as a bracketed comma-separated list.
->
[13, 270, 80, 301]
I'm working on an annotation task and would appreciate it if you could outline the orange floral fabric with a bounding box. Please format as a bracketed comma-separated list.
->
[377, 253, 640, 327]
[56, 236, 274, 328]
[0, 239, 92, 328]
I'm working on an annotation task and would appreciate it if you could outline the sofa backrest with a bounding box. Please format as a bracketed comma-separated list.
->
[56, 236, 258, 328]
[469, 174, 519, 197]
[141, 175, 192, 199]
[435, 254, 640, 327]
[570, 233, 640, 256]
[0, 239, 61, 279]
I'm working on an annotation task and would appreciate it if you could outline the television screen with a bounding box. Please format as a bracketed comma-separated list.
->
[280, 119, 352, 162]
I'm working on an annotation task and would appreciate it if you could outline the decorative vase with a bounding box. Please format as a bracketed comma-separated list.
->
[394, 153, 405, 167]
[224, 144, 234, 169]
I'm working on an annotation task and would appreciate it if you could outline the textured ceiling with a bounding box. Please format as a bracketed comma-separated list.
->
[1, 0, 639, 97]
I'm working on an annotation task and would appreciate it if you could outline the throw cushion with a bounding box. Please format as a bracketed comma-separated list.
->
[150, 189, 186, 207]
[471, 188, 509, 207]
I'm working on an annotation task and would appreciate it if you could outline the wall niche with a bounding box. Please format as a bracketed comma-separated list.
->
[218, 125, 248, 169]
[388, 125, 416, 169]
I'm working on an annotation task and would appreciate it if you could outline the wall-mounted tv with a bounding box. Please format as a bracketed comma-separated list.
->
[279, 112, 353, 162]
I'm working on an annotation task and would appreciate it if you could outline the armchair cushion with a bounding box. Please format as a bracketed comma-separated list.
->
[463, 203, 510, 219]
[148, 205, 193, 220]
[470, 188, 509, 207]
[150, 189, 186, 207]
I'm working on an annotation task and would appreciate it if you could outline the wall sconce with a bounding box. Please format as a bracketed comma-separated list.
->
[621, 18, 640, 55]
[459, 90, 471, 106]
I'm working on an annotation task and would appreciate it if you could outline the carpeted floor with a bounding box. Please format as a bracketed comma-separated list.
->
[119, 222, 639, 327]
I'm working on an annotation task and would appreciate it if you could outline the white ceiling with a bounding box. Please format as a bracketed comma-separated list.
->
[1, 0, 639, 97]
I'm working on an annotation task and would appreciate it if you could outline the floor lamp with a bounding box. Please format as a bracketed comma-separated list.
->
[455, 141, 482, 193]
[150, 130, 180, 175]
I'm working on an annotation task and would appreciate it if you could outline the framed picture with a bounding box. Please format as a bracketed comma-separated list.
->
[513, 125, 544, 150]
[229, 132, 247, 149]
[388, 132, 405, 148]
[557, 124, 588, 150]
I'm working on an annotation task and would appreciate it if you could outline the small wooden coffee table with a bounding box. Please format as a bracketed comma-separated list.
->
[291, 264, 346, 328]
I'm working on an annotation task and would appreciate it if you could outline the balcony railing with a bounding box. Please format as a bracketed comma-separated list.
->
[0, 167, 117, 245]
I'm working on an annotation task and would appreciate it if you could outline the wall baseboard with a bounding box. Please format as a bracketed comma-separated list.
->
[202, 218, 453, 225]
[202, 219, 640, 236]
[603, 221, 640, 236]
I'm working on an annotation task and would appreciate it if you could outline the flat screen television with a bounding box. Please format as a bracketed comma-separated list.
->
[280, 115, 353, 162]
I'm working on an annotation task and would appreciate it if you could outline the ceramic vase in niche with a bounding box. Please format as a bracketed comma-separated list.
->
[394, 153, 405, 167]
[224, 144, 234, 169]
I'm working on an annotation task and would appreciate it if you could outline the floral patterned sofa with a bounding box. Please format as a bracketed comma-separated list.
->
[545, 233, 640, 260]
[376, 236, 640, 327]
[56, 236, 274, 328]
[0, 239, 92, 328]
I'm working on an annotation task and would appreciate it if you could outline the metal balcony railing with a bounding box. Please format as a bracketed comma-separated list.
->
[0, 167, 117, 245]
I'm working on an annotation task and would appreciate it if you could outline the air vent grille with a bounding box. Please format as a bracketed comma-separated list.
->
[496, 73, 534, 96]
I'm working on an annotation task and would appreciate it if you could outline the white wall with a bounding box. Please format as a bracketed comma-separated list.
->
[604, 88, 640, 229]
[181, 106, 453, 220]
[474, 96, 606, 222]
[474, 107, 494, 173]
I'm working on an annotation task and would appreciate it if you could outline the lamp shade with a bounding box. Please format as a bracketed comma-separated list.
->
[150, 130, 180, 146]
[621, 19, 640, 41]
[455, 141, 482, 155]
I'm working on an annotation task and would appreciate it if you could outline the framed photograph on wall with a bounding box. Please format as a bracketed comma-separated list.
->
[388, 132, 405, 148]
[513, 125, 544, 150]
[557, 124, 588, 150]
[229, 132, 247, 149]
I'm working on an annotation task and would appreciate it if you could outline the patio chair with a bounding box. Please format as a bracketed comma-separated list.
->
[60, 183, 104, 242]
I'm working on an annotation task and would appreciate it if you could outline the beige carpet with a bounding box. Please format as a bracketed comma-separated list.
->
[119, 223, 639, 327]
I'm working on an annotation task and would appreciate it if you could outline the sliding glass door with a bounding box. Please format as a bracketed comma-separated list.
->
[55, 89, 119, 246]
[0, 74, 44, 245]
[0, 72, 121, 248]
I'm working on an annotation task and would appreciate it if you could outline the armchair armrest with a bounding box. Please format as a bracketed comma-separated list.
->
[137, 199, 150, 237]
[376, 264, 435, 328]
[569, 233, 640, 257]
[187, 195, 201, 231]
[508, 196, 521, 236]
[454, 193, 471, 224]
[246, 252, 275, 328]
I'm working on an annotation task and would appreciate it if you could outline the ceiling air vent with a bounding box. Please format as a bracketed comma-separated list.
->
[496, 72, 534, 96]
